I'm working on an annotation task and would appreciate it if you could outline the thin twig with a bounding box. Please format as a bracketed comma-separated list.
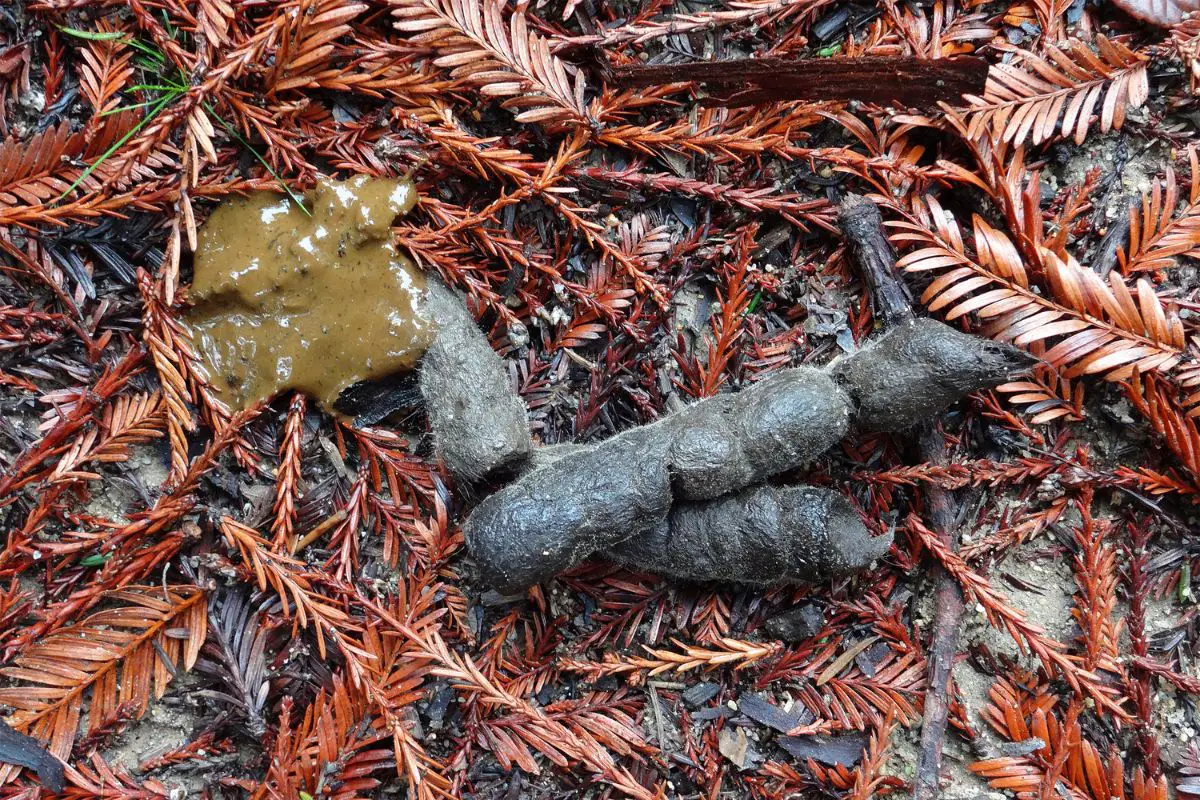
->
[292, 508, 349, 554]
[837, 194, 963, 800]
[910, 427, 963, 800]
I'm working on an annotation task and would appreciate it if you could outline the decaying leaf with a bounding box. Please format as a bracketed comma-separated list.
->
[0, 587, 206, 785]
[960, 37, 1148, 146]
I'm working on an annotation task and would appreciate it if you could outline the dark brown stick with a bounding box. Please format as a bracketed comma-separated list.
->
[837, 196, 914, 329]
[836, 194, 963, 800]
[612, 56, 989, 108]
[909, 427, 963, 800]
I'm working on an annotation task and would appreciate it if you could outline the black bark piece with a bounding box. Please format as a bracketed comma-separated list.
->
[764, 604, 825, 642]
[1091, 201, 1131, 279]
[737, 692, 812, 734]
[419, 282, 533, 483]
[336, 371, 423, 426]
[832, 318, 1037, 432]
[692, 706, 735, 721]
[682, 682, 721, 707]
[811, 6, 852, 41]
[0, 719, 64, 793]
[778, 732, 868, 767]
[605, 486, 889, 584]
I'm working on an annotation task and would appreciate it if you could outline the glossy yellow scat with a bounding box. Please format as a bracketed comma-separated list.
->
[185, 175, 434, 412]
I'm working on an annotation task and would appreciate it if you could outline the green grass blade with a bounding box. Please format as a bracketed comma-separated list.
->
[58, 95, 174, 200]
[58, 26, 127, 41]
[126, 84, 185, 92]
[204, 102, 310, 216]
[98, 100, 160, 116]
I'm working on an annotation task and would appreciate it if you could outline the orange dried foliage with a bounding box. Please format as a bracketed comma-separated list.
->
[1, 1, 1198, 797]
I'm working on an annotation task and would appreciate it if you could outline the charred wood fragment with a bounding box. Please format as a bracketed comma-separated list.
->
[0, 720, 64, 793]
[837, 195, 913, 328]
[1091, 200, 1132, 279]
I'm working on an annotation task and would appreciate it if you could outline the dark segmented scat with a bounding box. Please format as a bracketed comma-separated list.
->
[832, 318, 1037, 432]
[605, 485, 891, 584]
[462, 369, 851, 592]
[419, 281, 533, 483]
[452, 308, 1031, 592]
[668, 367, 851, 499]
[466, 424, 673, 594]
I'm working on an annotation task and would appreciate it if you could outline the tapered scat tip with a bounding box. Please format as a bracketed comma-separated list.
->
[833, 318, 1040, 431]
[824, 500, 894, 574]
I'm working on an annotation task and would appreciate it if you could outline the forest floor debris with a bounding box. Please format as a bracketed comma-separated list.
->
[0, 0, 1199, 799]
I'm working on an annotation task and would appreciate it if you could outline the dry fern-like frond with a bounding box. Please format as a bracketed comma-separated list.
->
[0, 348, 143, 501]
[562, 637, 780, 683]
[1068, 490, 1123, 673]
[48, 392, 165, 482]
[196, 0, 235, 49]
[391, 0, 588, 126]
[480, 691, 650, 777]
[64, 752, 172, 798]
[893, 198, 1184, 383]
[634, 637, 778, 677]
[995, 361, 1085, 424]
[1181, 742, 1200, 797]
[0, 586, 206, 785]
[792, 649, 925, 730]
[141, 279, 198, 480]
[266, 0, 369, 94]
[971, 675, 1167, 800]
[271, 392, 306, 552]
[1173, 17, 1200, 93]
[219, 517, 359, 660]
[552, 0, 815, 50]
[959, 37, 1148, 146]
[262, 674, 395, 800]
[1124, 150, 1200, 274]
[1125, 368, 1200, 490]
[376, 617, 660, 800]
[0, 114, 140, 211]
[75, 21, 135, 116]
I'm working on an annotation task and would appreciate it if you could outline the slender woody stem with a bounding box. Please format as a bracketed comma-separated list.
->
[836, 193, 963, 800]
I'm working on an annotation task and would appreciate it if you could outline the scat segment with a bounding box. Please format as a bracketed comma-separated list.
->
[186, 176, 433, 412]
[605, 485, 889, 584]
[463, 369, 850, 593]
[419, 282, 533, 482]
[831, 317, 1039, 431]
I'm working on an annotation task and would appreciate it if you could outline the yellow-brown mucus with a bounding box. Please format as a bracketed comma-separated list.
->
[186, 176, 436, 412]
